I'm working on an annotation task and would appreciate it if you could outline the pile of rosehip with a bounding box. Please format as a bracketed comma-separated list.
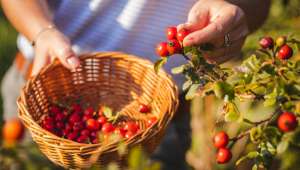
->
[259, 36, 293, 59]
[40, 103, 157, 144]
[213, 111, 298, 164]
[156, 26, 190, 57]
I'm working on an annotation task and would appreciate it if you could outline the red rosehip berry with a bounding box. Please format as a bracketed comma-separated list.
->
[84, 107, 94, 115]
[166, 26, 177, 40]
[124, 121, 139, 134]
[43, 116, 54, 125]
[55, 113, 66, 122]
[90, 131, 98, 138]
[139, 104, 151, 113]
[86, 119, 100, 131]
[277, 112, 298, 132]
[62, 129, 71, 137]
[44, 123, 55, 132]
[278, 45, 293, 60]
[213, 131, 229, 148]
[50, 106, 61, 115]
[216, 148, 232, 164]
[71, 103, 82, 113]
[156, 42, 169, 57]
[73, 121, 85, 131]
[115, 127, 127, 138]
[67, 131, 78, 141]
[56, 122, 65, 129]
[65, 123, 72, 131]
[259, 37, 274, 49]
[146, 117, 157, 127]
[125, 131, 135, 139]
[69, 113, 81, 124]
[81, 129, 90, 136]
[91, 138, 99, 144]
[167, 39, 182, 55]
[176, 29, 190, 42]
[102, 123, 115, 134]
[77, 135, 88, 143]
[97, 116, 107, 125]
[83, 114, 93, 121]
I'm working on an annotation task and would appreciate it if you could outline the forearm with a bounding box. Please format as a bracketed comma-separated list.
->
[227, 0, 271, 33]
[1, 0, 53, 42]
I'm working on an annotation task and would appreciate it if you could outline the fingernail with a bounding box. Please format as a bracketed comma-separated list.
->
[67, 57, 80, 68]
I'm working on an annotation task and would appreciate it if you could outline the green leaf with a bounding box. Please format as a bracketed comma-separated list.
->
[223, 102, 240, 122]
[264, 88, 278, 107]
[277, 140, 289, 154]
[250, 126, 262, 143]
[103, 106, 113, 118]
[242, 54, 260, 73]
[236, 151, 259, 166]
[185, 84, 200, 100]
[182, 80, 192, 91]
[252, 164, 258, 170]
[171, 65, 185, 74]
[154, 58, 168, 73]
[263, 126, 282, 146]
[213, 81, 235, 100]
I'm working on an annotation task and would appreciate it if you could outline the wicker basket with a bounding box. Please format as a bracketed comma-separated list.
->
[17, 52, 179, 169]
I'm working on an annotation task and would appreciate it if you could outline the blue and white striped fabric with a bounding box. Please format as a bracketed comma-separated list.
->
[17, 0, 197, 86]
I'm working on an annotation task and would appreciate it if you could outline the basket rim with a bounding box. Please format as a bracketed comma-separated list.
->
[17, 51, 179, 149]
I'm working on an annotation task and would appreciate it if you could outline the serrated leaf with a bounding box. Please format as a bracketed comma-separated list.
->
[213, 81, 235, 100]
[171, 65, 185, 74]
[154, 58, 168, 73]
[223, 102, 240, 122]
[182, 80, 192, 91]
[236, 151, 259, 166]
[185, 84, 200, 100]
[250, 127, 262, 143]
[264, 88, 278, 107]
[277, 140, 289, 154]
[242, 54, 260, 72]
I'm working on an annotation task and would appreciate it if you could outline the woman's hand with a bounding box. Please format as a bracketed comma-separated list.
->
[178, 0, 249, 63]
[31, 28, 80, 76]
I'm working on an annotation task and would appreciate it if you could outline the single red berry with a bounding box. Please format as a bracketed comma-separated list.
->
[50, 106, 61, 115]
[259, 37, 274, 49]
[115, 127, 127, 138]
[90, 131, 98, 138]
[97, 116, 107, 125]
[177, 29, 190, 42]
[69, 113, 81, 124]
[139, 104, 151, 113]
[146, 117, 157, 127]
[55, 113, 66, 122]
[278, 45, 293, 60]
[67, 131, 78, 141]
[102, 123, 115, 134]
[84, 107, 94, 115]
[278, 112, 298, 132]
[91, 138, 99, 144]
[56, 122, 65, 129]
[166, 26, 177, 40]
[73, 121, 85, 131]
[86, 119, 100, 131]
[125, 131, 135, 139]
[77, 135, 88, 143]
[213, 131, 229, 148]
[62, 129, 71, 137]
[156, 42, 169, 57]
[217, 148, 232, 164]
[167, 39, 182, 55]
[71, 103, 82, 114]
[44, 123, 55, 132]
[124, 121, 139, 134]
[65, 123, 72, 131]
[83, 114, 93, 121]
[81, 129, 90, 136]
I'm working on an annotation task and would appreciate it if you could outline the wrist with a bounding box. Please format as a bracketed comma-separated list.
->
[31, 24, 56, 47]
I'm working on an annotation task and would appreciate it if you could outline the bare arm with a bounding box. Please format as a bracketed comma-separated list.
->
[228, 0, 271, 33]
[1, 0, 79, 75]
[1, 0, 53, 42]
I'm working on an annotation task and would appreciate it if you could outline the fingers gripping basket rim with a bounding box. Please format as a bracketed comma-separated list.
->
[17, 52, 179, 169]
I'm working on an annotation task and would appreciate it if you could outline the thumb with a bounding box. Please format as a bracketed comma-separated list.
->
[54, 46, 80, 70]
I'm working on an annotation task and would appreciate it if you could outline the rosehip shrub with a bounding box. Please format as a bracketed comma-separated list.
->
[155, 28, 300, 169]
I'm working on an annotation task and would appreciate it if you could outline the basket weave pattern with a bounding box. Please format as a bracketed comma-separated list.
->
[17, 52, 179, 169]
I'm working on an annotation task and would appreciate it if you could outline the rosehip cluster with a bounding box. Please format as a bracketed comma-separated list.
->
[156, 26, 190, 57]
[259, 36, 293, 60]
[277, 111, 298, 132]
[40, 103, 157, 144]
[213, 131, 232, 164]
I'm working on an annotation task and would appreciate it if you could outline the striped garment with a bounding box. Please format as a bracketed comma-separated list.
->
[17, 0, 198, 86]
